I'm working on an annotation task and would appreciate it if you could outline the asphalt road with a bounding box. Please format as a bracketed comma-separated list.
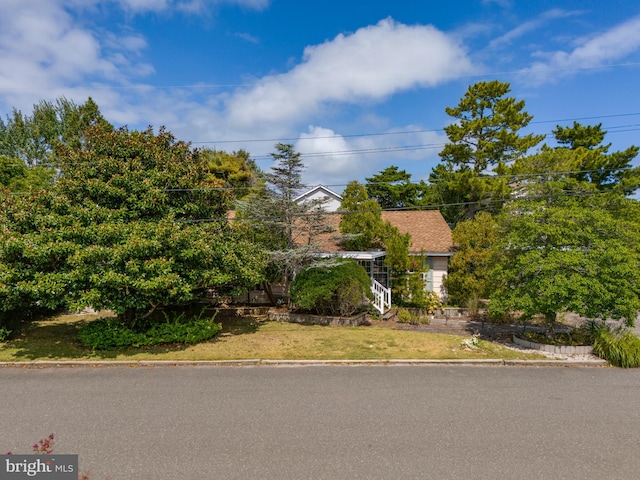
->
[1, 365, 640, 480]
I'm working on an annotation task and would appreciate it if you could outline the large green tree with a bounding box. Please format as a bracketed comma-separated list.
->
[1, 126, 267, 326]
[0, 97, 108, 167]
[430, 80, 544, 225]
[444, 211, 499, 307]
[339, 181, 386, 251]
[489, 195, 640, 329]
[487, 125, 640, 328]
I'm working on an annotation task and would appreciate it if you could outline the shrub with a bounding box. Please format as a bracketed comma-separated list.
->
[78, 309, 221, 350]
[396, 307, 431, 325]
[290, 259, 373, 316]
[396, 308, 413, 324]
[592, 327, 640, 368]
[0, 325, 10, 342]
[393, 278, 442, 313]
[522, 330, 590, 346]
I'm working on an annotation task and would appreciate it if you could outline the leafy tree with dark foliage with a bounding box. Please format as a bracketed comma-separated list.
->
[1, 125, 268, 327]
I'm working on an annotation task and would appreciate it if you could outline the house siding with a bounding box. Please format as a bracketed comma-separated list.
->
[430, 256, 449, 298]
[304, 190, 342, 212]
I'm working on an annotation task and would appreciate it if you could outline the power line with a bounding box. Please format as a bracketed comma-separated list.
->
[5, 166, 635, 196]
[2, 114, 639, 166]
[190, 112, 640, 145]
[176, 190, 605, 224]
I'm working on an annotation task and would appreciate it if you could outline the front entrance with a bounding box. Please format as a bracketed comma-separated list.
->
[357, 255, 389, 288]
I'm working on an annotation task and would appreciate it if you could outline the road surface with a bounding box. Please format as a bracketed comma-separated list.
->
[1, 365, 639, 479]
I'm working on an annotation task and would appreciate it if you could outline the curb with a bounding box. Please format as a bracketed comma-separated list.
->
[0, 358, 609, 368]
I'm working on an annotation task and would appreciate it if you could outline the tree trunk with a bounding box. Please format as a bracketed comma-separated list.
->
[544, 312, 557, 339]
[262, 281, 276, 306]
[120, 308, 137, 329]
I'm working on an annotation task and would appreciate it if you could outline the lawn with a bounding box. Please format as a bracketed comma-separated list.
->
[0, 312, 548, 362]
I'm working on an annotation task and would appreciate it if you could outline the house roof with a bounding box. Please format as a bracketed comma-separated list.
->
[381, 210, 453, 253]
[295, 209, 453, 255]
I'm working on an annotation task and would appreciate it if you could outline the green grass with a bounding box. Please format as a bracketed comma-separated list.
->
[0, 312, 548, 362]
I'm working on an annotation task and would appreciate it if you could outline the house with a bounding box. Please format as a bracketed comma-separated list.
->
[294, 186, 454, 313]
[293, 185, 343, 212]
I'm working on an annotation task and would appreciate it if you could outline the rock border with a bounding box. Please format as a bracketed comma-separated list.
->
[268, 310, 368, 327]
[513, 334, 593, 355]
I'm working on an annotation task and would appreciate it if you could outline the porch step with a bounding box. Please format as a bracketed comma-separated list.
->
[382, 308, 398, 321]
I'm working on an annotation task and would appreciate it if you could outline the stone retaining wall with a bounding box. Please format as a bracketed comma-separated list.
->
[513, 335, 593, 355]
[268, 311, 368, 327]
[209, 306, 272, 318]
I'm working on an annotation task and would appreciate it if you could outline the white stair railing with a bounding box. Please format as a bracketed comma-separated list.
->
[371, 279, 391, 314]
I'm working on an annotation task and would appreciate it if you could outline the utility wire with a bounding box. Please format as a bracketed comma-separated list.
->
[191, 113, 640, 145]
[2, 115, 639, 168]
[4, 166, 636, 196]
[176, 190, 605, 224]
[6, 121, 638, 169]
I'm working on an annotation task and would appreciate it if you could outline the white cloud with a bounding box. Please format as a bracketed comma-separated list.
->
[295, 125, 446, 187]
[489, 9, 581, 49]
[225, 18, 478, 129]
[482, 0, 511, 7]
[235, 32, 260, 44]
[116, 0, 269, 13]
[0, 1, 125, 110]
[519, 14, 640, 84]
[0, 3, 456, 187]
[296, 127, 357, 186]
[116, 0, 170, 11]
[0, 0, 270, 115]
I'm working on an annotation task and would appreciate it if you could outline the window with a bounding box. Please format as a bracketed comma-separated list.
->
[357, 257, 389, 288]
[422, 257, 434, 291]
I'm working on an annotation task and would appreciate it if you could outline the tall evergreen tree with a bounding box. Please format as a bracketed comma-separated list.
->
[237, 144, 332, 299]
[552, 122, 640, 194]
[429, 80, 544, 225]
[365, 165, 424, 209]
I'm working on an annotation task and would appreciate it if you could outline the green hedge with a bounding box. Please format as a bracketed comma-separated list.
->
[78, 311, 221, 350]
[290, 259, 372, 316]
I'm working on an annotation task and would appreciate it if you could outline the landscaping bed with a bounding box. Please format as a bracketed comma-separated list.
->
[512, 335, 593, 356]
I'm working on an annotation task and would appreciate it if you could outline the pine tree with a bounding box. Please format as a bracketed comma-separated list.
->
[430, 80, 544, 225]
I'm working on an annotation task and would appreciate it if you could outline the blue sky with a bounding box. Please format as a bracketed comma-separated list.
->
[1, 0, 640, 191]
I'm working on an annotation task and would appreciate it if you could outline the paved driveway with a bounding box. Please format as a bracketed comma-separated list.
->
[2, 365, 640, 480]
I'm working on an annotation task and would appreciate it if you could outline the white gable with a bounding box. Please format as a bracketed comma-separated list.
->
[294, 185, 343, 212]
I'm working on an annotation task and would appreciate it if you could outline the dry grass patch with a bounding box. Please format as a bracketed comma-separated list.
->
[0, 313, 548, 362]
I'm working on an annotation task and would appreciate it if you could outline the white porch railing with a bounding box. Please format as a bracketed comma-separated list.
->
[371, 279, 391, 315]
